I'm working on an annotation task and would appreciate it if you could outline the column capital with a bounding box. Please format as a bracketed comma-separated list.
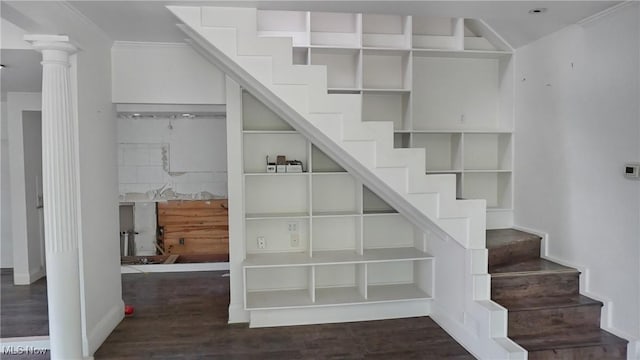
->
[24, 34, 78, 61]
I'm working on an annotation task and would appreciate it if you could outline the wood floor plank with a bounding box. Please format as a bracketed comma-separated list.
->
[0, 271, 49, 338]
[96, 271, 475, 359]
[1, 270, 475, 359]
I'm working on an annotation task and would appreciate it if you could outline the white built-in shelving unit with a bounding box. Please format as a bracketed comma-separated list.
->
[242, 91, 433, 311]
[257, 10, 515, 225]
[243, 10, 514, 313]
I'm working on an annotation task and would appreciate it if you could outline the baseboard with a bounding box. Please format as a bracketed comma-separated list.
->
[121, 262, 229, 274]
[249, 299, 430, 328]
[628, 339, 640, 360]
[227, 302, 250, 324]
[85, 301, 124, 356]
[13, 266, 45, 285]
[30, 266, 45, 281]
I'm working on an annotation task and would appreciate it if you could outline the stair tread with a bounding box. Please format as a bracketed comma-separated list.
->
[490, 258, 578, 277]
[496, 294, 602, 311]
[512, 329, 628, 352]
[486, 229, 541, 249]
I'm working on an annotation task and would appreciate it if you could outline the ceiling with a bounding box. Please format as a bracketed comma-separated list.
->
[0, 1, 621, 99]
[68, 1, 620, 48]
[0, 49, 42, 100]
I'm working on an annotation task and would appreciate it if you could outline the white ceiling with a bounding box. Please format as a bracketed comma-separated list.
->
[68, 1, 620, 48]
[0, 1, 621, 98]
[0, 49, 42, 100]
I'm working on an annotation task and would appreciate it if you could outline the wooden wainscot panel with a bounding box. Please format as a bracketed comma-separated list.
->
[157, 200, 229, 258]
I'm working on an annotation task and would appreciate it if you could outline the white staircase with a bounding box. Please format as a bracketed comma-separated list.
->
[168, 6, 525, 359]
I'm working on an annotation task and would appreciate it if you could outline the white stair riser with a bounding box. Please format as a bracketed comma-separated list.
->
[170, 4, 487, 250]
[201, 7, 258, 30]
[307, 114, 343, 140]
[237, 56, 273, 84]
[406, 193, 439, 218]
[341, 140, 377, 168]
[272, 65, 327, 88]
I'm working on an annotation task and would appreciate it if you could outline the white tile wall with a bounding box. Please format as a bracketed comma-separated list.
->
[122, 146, 150, 166]
[117, 115, 228, 200]
[136, 166, 165, 184]
[118, 142, 227, 199]
[118, 166, 137, 183]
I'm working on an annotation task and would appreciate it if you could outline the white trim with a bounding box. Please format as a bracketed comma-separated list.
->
[577, 1, 635, 25]
[13, 271, 34, 285]
[248, 299, 430, 328]
[28, 266, 45, 283]
[628, 340, 640, 360]
[120, 261, 229, 274]
[115, 103, 226, 114]
[476, 19, 514, 52]
[85, 301, 124, 356]
[224, 77, 248, 326]
[228, 302, 250, 324]
[113, 40, 192, 48]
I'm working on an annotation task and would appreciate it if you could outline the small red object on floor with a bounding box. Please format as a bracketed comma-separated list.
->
[124, 305, 134, 316]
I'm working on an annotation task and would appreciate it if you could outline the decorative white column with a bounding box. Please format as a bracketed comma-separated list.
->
[25, 35, 84, 359]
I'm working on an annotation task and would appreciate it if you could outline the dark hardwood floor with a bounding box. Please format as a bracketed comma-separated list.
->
[97, 271, 475, 359]
[0, 269, 49, 338]
[1, 269, 475, 359]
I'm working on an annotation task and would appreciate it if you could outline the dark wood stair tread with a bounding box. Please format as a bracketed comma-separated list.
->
[495, 294, 602, 312]
[490, 258, 577, 276]
[487, 230, 627, 358]
[486, 229, 541, 249]
[512, 329, 628, 352]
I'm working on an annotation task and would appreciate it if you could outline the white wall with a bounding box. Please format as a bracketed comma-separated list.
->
[132, 203, 156, 256]
[117, 116, 227, 201]
[20, 111, 44, 280]
[73, 41, 124, 355]
[7, 92, 43, 284]
[514, 3, 640, 350]
[112, 42, 226, 104]
[0, 101, 13, 267]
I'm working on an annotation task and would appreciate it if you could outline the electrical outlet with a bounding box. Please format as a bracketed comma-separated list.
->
[287, 222, 298, 233]
[257, 236, 266, 249]
[290, 233, 300, 247]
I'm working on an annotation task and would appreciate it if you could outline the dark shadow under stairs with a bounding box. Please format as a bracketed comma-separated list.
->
[487, 229, 628, 359]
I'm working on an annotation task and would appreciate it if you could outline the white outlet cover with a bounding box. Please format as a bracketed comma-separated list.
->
[290, 233, 300, 247]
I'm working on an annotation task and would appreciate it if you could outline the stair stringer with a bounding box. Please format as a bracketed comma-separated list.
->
[168, 6, 525, 359]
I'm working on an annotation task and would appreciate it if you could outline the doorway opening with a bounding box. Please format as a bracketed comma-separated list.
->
[116, 107, 228, 269]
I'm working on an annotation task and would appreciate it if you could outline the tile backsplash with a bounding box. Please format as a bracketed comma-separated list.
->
[118, 143, 227, 201]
